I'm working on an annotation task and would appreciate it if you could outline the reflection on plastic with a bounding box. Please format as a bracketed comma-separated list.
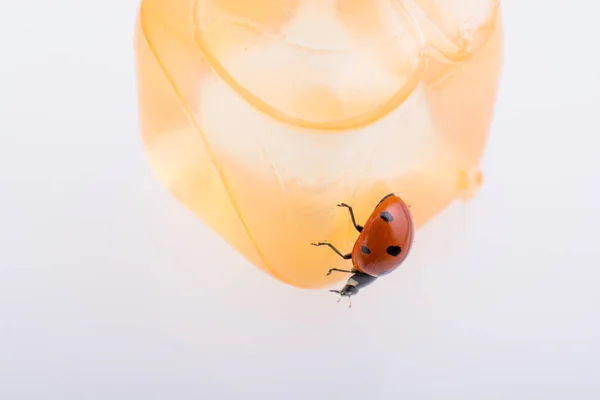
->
[134, 0, 503, 289]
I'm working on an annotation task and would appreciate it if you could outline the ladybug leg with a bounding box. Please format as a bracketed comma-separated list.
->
[337, 203, 363, 232]
[310, 242, 352, 259]
[326, 268, 353, 276]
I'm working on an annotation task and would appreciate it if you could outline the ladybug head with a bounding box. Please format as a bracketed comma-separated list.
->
[329, 285, 358, 307]
[329, 272, 378, 301]
[330, 284, 359, 297]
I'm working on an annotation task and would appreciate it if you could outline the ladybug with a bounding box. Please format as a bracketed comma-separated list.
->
[311, 193, 415, 306]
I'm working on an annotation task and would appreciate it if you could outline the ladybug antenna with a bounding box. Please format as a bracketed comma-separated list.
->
[329, 289, 344, 303]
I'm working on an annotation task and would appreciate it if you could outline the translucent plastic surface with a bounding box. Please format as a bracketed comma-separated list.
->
[134, 0, 503, 289]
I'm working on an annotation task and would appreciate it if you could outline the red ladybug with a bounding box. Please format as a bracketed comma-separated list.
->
[312, 193, 415, 306]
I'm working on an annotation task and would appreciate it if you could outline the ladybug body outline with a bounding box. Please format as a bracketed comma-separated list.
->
[311, 193, 415, 305]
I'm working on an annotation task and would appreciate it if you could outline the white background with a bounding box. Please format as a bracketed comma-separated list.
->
[1, 1, 600, 399]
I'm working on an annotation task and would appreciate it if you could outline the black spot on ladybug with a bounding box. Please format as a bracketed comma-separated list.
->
[386, 245, 401, 257]
[361, 245, 371, 255]
[380, 211, 393, 222]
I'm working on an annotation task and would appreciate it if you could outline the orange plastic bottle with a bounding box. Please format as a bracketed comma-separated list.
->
[134, 0, 503, 289]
